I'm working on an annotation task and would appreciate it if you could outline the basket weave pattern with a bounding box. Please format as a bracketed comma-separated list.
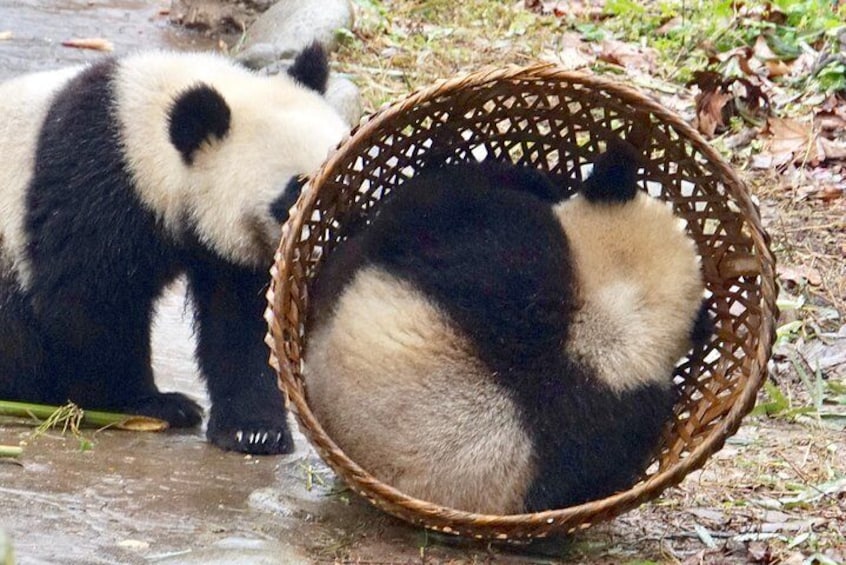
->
[265, 64, 777, 539]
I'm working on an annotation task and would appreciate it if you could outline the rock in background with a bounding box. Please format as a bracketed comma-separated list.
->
[235, 0, 354, 68]
[169, 0, 362, 127]
[170, 0, 276, 34]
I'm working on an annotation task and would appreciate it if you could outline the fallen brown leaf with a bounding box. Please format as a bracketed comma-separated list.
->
[818, 184, 845, 201]
[746, 541, 772, 563]
[819, 137, 846, 162]
[778, 264, 823, 287]
[523, 0, 603, 18]
[764, 58, 792, 78]
[689, 71, 770, 137]
[697, 89, 733, 137]
[61, 37, 114, 52]
[815, 112, 846, 134]
[719, 46, 760, 76]
[768, 117, 812, 154]
[597, 38, 656, 72]
[766, 117, 825, 165]
[753, 34, 779, 62]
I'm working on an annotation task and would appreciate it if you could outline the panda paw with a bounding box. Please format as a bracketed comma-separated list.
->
[206, 415, 294, 455]
[126, 392, 204, 428]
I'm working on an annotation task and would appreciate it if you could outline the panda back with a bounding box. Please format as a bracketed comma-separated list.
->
[0, 66, 82, 279]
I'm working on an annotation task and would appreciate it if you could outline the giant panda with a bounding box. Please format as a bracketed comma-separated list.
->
[303, 141, 712, 513]
[0, 43, 348, 455]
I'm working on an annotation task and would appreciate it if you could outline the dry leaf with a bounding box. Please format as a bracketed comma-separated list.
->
[719, 46, 760, 76]
[697, 89, 733, 137]
[815, 112, 846, 133]
[753, 34, 779, 61]
[818, 184, 845, 201]
[598, 39, 656, 72]
[656, 16, 683, 35]
[764, 58, 792, 77]
[768, 117, 811, 154]
[523, 0, 602, 18]
[750, 151, 793, 169]
[766, 117, 825, 164]
[551, 31, 594, 70]
[61, 38, 114, 52]
[689, 71, 770, 137]
[819, 137, 846, 161]
[777, 264, 823, 287]
[747, 541, 772, 563]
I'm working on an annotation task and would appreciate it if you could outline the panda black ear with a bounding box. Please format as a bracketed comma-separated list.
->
[582, 139, 642, 204]
[287, 41, 329, 94]
[169, 84, 231, 165]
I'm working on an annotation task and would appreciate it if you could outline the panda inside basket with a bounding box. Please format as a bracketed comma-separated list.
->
[266, 65, 776, 540]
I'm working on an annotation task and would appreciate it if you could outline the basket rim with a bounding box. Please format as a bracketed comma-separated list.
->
[267, 62, 778, 536]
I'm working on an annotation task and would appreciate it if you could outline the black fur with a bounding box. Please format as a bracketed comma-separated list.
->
[287, 41, 330, 94]
[581, 139, 642, 204]
[270, 175, 307, 223]
[691, 300, 715, 349]
[311, 154, 689, 510]
[358, 163, 574, 367]
[0, 59, 291, 454]
[186, 246, 292, 455]
[168, 84, 231, 165]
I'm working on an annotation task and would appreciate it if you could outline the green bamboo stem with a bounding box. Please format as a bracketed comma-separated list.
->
[0, 400, 169, 431]
[0, 445, 22, 458]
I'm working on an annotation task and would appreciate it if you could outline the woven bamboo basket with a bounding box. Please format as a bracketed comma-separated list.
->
[265, 64, 777, 540]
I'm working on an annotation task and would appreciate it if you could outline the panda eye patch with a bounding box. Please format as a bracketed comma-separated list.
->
[270, 175, 307, 223]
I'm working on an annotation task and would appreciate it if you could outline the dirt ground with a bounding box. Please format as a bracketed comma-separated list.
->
[0, 1, 844, 564]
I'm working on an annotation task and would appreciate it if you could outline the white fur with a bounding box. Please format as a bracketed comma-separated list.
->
[554, 193, 704, 393]
[0, 66, 82, 284]
[113, 51, 348, 266]
[0, 52, 347, 283]
[305, 267, 536, 514]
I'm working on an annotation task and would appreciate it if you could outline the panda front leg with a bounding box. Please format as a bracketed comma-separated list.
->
[187, 260, 293, 455]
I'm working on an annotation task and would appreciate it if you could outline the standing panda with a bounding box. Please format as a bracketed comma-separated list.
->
[0, 43, 348, 455]
[303, 141, 712, 513]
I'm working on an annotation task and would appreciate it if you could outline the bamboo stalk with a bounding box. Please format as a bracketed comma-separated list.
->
[0, 400, 169, 431]
[0, 445, 22, 458]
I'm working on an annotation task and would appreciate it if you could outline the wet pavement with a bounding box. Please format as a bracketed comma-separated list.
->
[0, 3, 530, 563]
[2, 278, 477, 564]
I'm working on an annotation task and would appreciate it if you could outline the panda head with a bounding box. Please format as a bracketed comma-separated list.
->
[554, 140, 709, 394]
[116, 43, 348, 267]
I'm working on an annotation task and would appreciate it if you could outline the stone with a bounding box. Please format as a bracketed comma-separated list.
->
[169, 0, 276, 34]
[236, 0, 354, 68]
[325, 74, 363, 128]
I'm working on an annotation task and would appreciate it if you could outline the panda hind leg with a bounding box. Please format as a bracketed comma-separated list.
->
[45, 317, 204, 429]
[0, 276, 48, 399]
[122, 392, 203, 428]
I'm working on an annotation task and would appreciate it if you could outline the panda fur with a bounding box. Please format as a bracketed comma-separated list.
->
[303, 141, 711, 513]
[0, 43, 347, 454]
